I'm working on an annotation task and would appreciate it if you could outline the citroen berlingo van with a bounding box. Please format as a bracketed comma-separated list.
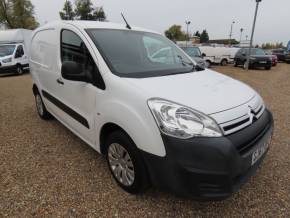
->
[30, 21, 273, 200]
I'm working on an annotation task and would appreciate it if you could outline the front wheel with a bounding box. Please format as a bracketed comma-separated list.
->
[205, 60, 211, 68]
[265, 66, 271, 70]
[106, 130, 149, 194]
[243, 62, 248, 69]
[16, 64, 23, 75]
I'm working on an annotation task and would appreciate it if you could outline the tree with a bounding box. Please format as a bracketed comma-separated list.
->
[200, 29, 209, 43]
[261, 42, 284, 50]
[93, 6, 106, 21]
[0, 0, 13, 28]
[164, 25, 186, 41]
[74, 0, 94, 20]
[59, 0, 75, 20]
[0, 0, 38, 29]
[194, 31, 200, 38]
[11, 0, 38, 29]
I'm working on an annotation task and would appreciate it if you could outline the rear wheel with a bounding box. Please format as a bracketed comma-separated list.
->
[105, 130, 149, 194]
[34, 92, 53, 120]
[221, 59, 227, 66]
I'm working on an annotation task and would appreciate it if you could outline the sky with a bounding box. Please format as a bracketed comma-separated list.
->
[30, 0, 290, 46]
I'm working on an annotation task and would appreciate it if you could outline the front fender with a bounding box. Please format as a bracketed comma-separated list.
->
[96, 98, 166, 157]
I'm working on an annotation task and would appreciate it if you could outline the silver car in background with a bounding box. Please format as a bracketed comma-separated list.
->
[180, 46, 209, 68]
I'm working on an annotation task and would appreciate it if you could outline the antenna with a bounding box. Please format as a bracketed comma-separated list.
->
[121, 13, 131, 30]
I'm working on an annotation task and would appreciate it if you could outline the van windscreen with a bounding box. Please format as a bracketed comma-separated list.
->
[0, 45, 16, 57]
[86, 29, 198, 78]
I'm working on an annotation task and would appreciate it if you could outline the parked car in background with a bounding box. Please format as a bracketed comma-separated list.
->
[286, 41, 290, 63]
[271, 49, 286, 62]
[180, 46, 208, 68]
[198, 46, 239, 66]
[0, 29, 32, 75]
[234, 48, 272, 70]
[264, 50, 278, 66]
[30, 21, 273, 201]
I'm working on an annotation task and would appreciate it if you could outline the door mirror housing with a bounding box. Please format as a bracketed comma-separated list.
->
[61, 61, 88, 82]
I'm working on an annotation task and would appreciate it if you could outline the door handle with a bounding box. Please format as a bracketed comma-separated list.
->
[56, 78, 64, 85]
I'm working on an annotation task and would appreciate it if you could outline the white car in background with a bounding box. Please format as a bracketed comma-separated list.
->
[30, 21, 273, 200]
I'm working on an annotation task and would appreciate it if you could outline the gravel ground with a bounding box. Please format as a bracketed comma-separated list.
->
[0, 64, 289, 217]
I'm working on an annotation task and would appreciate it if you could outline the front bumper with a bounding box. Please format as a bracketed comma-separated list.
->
[141, 109, 273, 200]
[0, 64, 17, 74]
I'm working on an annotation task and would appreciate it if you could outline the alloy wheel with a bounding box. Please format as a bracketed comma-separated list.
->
[108, 143, 135, 186]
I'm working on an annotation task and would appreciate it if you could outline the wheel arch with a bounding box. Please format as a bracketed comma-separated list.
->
[99, 122, 130, 155]
[32, 84, 39, 96]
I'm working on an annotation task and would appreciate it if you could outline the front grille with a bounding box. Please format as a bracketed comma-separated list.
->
[220, 104, 265, 136]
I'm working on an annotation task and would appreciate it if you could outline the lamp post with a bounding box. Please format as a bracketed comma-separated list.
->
[185, 20, 191, 47]
[229, 20, 235, 46]
[246, 0, 262, 70]
[239, 28, 244, 43]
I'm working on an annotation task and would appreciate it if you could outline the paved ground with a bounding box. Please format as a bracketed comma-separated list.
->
[0, 64, 289, 217]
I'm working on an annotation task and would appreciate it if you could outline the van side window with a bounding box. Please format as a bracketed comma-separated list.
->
[61, 30, 105, 90]
[61, 30, 95, 73]
[15, 45, 24, 58]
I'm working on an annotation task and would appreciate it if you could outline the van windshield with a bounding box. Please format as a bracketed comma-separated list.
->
[86, 29, 198, 78]
[0, 45, 16, 57]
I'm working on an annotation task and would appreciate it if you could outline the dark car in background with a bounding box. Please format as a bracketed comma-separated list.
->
[234, 48, 272, 70]
[285, 51, 290, 64]
[271, 49, 286, 62]
[180, 46, 209, 68]
[265, 50, 278, 66]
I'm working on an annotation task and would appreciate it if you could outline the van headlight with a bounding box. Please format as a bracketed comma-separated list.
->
[148, 98, 222, 139]
[2, 57, 12, 63]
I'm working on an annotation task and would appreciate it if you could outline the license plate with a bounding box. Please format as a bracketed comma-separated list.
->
[260, 61, 267, 64]
[251, 135, 271, 165]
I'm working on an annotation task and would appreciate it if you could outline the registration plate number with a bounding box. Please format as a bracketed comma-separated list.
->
[251, 135, 271, 165]
[260, 61, 267, 64]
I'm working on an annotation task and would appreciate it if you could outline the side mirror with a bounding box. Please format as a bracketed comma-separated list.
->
[201, 53, 206, 58]
[242, 53, 246, 56]
[61, 61, 88, 82]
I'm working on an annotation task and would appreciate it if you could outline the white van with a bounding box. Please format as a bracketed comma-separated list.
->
[0, 29, 32, 75]
[30, 21, 273, 200]
[199, 46, 239, 66]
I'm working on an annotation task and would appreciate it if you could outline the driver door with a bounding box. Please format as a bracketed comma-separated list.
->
[52, 29, 99, 145]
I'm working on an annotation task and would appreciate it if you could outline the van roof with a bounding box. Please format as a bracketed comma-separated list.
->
[38, 20, 160, 35]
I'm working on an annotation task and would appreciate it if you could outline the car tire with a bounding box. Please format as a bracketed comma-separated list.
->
[221, 59, 227, 66]
[16, 64, 23, 75]
[243, 61, 248, 70]
[34, 92, 53, 120]
[205, 60, 211, 68]
[234, 61, 238, 67]
[105, 130, 150, 194]
[265, 66, 271, 70]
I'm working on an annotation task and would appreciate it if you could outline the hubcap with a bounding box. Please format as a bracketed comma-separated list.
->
[36, 95, 44, 116]
[17, 67, 23, 74]
[108, 143, 135, 186]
